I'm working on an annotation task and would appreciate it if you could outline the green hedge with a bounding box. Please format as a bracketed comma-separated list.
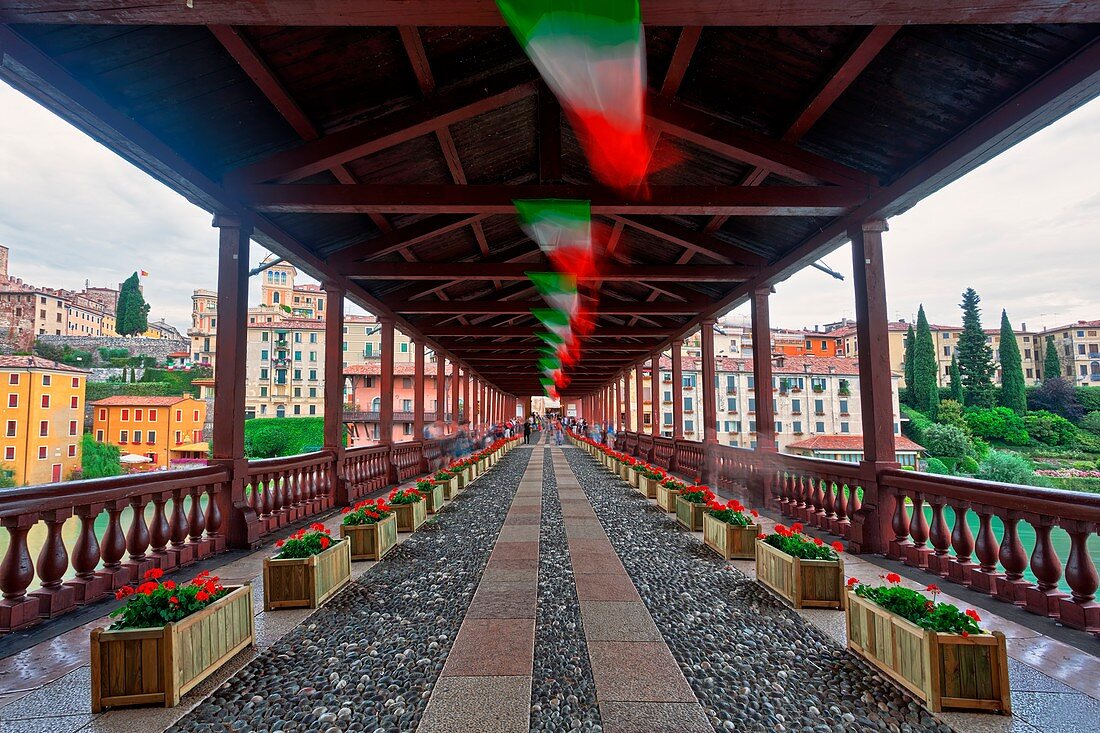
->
[244, 417, 339, 458]
[1046, 476, 1100, 495]
[140, 367, 212, 396]
[86, 381, 174, 402]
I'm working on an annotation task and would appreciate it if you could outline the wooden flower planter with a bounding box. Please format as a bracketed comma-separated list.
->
[439, 475, 460, 500]
[340, 514, 398, 561]
[394, 499, 427, 532]
[457, 466, 471, 489]
[263, 538, 352, 610]
[755, 539, 844, 609]
[846, 591, 1011, 714]
[638, 475, 658, 499]
[425, 481, 447, 513]
[702, 514, 760, 560]
[656, 483, 681, 513]
[90, 584, 254, 712]
[675, 496, 706, 531]
[628, 468, 640, 488]
[619, 463, 631, 482]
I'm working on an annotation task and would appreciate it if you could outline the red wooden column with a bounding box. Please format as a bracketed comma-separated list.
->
[459, 363, 468, 427]
[614, 375, 622, 432]
[700, 319, 718, 485]
[623, 372, 632, 432]
[649, 354, 660, 439]
[413, 338, 426, 445]
[435, 350, 446, 435]
[379, 318, 397, 482]
[211, 214, 259, 549]
[671, 340, 684, 440]
[451, 359, 460, 434]
[323, 282, 348, 505]
[751, 287, 777, 507]
[851, 219, 899, 557]
[634, 363, 644, 443]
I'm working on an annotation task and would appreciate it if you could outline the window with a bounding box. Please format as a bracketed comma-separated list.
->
[175, 431, 182, 444]
[260, 386, 268, 397]
[775, 421, 782, 433]
[7, 394, 15, 408]
[133, 430, 142, 443]
[121, 409, 129, 421]
[294, 351, 302, 361]
[294, 332, 302, 343]
[41, 374, 51, 386]
[4, 421, 14, 437]
[402, 377, 413, 389]
[309, 332, 318, 344]
[727, 396, 737, 411]
[748, 420, 756, 432]
[193, 410, 200, 421]
[1026, 368, 1033, 378]
[294, 387, 302, 398]
[1077, 330, 1085, 337]
[400, 342, 409, 353]
[70, 395, 78, 409]
[309, 369, 318, 381]
[175, 409, 182, 421]
[402, 399, 413, 411]
[663, 413, 673, 426]
[1079, 344, 1087, 355]
[38, 446, 47, 460]
[792, 399, 801, 413]
[40, 394, 50, 408]
[815, 421, 825, 432]
[294, 369, 302, 380]
[684, 419, 694, 432]
[261, 331, 269, 342]
[147, 430, 156, 444]
[7, 374, 17, 385]
[69, 420, 77, 436]
[309, 405, 317, 415]
[726, 375, 736, 391]
[682, 373, 696, 387]
[261, 349, 269, 361]
[119, 430, 129, 443]
[309, 351, 317, 362]
[840, 422, 850, 433]
[747, 375, 755, 390]
[134, 409, 143, 422]
[3, 447, 12, 461]
[309, 387, 317, 398]
[293, 405, 301, 415]
[793, 421, 802, 433]
[839, 399, 849, 414]
[748, 397, 756, 412]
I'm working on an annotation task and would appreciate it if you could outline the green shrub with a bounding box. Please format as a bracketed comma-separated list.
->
[902, 406, 933, 445]
[244, 417, 330, 458]
[1073, 387, 1100, 415]
[958, 456, 980, 474]
[925, 457, 950, 475]
[1046, 476, 1100, 495]
[86, 381, 174, 402]
[923, 423, 974, 459]
[964, 407, 1029, 445]
[1023, 410, 1078, 446]
[1079, 411, 1100, 436]
[141, 367, 213, 396]
[935, 400, 969, 432]
[976, 450, 1043, 486]
[81, 434, 122, 479]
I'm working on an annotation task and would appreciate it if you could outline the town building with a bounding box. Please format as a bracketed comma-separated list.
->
[344, 360, 453, 444]
[90, 395, 206, 468]
[0, 356, 87, 485]
[786, 435, 925, 467]
[1037, 320, 1100, 385]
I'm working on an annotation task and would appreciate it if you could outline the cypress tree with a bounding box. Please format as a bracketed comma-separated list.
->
[912, 305, 939, 417]
[1043, 335, 1062, 381]
[956, 288, 996, 408]
[903, 324, 915, 400]
[949, 354, 963, 402]
[997, 309, 1027, 415]
[115, 272, 150, 336]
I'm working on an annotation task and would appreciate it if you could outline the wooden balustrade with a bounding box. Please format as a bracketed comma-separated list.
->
[638, 434, 654, 462]
[423, 439, 443, 473]
[0, 466, 229, 631]
[652, 437, 675, 470]
[245, 451, 335, 535]
[674, 440, 704, 480]
[390, 442, 425, 482]
[342, 445, 390, 501]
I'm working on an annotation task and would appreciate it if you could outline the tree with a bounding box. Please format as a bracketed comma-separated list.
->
[1043, 335, 1062, 381]
[1080, 411, 1100, 436]
[1028, 376, 1083, 422]
[81, 434, 123, 479]
[922, 423, 974, 459]
[956, 288, 996, 408]
[976, 450, 1043, 486]
[935, 399, 969, 432]
[903, 324, 916, 401]
[997, 310, 1027, 415]
[115, 272, 150, 336]
[911, 305, 939, 417]
[949, 354, 963, 403]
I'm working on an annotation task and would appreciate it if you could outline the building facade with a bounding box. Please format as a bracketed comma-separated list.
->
[1038, 320, 1100, 385]
[91, 395, 206, 467]
[344, 361, 452, 444]
[0, 356, 87, 485]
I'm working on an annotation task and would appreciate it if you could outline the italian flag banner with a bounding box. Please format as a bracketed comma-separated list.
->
[515, 199, 596, 278]
[497, 0, 649, 188]
[527, 270, 580, 317]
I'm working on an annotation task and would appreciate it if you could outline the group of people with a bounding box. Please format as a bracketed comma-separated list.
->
[424, 411, 619, 464]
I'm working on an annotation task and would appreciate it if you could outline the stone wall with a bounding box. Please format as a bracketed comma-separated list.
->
[89, 366, 147, 382]
[36, 335, 188, 364]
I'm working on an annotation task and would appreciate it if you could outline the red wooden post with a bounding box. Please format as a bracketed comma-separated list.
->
[413, 338, 425, 443]
[614, 375, 622, 432]
[435, 349, 446, 434]
[700, 319, 718, 485]
[211, 214, 260, 549]
[635, 363, 644, 442]
[850, 219, 899, 557]
[459, 363, 468, 426]
[671, 340, 684, 440]
[379, 318, 396, 482]
[451, 358, 461, 433]
[323, 283, 348, 505]
[649, 354, 660, 440]
[751, 286, 776, 508]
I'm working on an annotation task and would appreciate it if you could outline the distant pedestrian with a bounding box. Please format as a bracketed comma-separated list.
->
[523, 420, 532, 444]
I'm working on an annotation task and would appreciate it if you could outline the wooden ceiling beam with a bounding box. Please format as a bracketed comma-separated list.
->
[9, 2, 1096, 25]
[418, 326, 675, 337]
[609, 215, 767, 266]
[245, 183, 864, 215]
[324, 213, 486, 264]
[341, 262, 755, 281]
[392, 300, 705, 314]
[226, 69, 536, 184]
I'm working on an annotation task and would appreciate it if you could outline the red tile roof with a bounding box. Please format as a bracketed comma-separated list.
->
[90, 395, 199, 406]
[644, 354, 867, 376]
[787, 435, 924, 452]
[0, 355, 89, 373]
[344, 362, 453, 376]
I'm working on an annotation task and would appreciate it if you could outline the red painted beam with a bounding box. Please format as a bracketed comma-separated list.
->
[325, 214, 486, 264]
[341, 262, 755, 281]
[244, 184, 865, 216]
[418, 326, 675, 337]
[609, 215, 768, 266]
[393, 300, 705, 314]
[5, 1, 1097, 25]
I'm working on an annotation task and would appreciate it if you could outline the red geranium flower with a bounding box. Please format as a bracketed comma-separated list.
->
[137, 581, 157, 595]
[169, 595, 179, 605]
[965, 609, 981, 622]
[885, 572, 902, 585]
[144, 567, 164, 581]
[196, 590, 210, 602]
[846, 577, 859, 587]
[791, 522, 804, 534]
[320, 536, 330, 549]
[276, 539, 285, 548]
[163, 580, 176, 590]
[831, 542, 845, 553]
[812, 537, 824, 546]
[925, 584, 940, 594]
[750, 510, 759, 518]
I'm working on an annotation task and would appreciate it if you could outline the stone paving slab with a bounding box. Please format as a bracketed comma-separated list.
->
[481, 568, 538, 583]
[568, 550, 625, 575]
[496, 525, 540, 542]
[579, 601, 662, 642]
[417, 676, 530, 733]
[586, 642, 698, 703]
[489, 540, 540, 559]
[500, 514, 540, 525]
[466, 585, 537, 620]
[598, 700, 714, 733]
[573, 573, 642, 602]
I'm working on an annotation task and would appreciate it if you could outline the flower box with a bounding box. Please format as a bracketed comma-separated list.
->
[702, 514, 760, 560]
[457, 466, 472, 489]
[675, 496, 706, 531]
[619, 463, 631, 482]
[846, 591, 1011, 714]
[656, 483, 681, 513]
[425, 482, 447, 513]
[638, 475, 658, 499]
[439, 476, 460, 500]
[90, 584, 254, 712]
[628, 468, 640, 488]
[755, 539, 844, 609]
[340, 513, 398, 560]
[394, 499, 427, 532]
[262, 538, 351, 611]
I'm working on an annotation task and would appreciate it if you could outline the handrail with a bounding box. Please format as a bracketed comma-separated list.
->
[245, 449, 333, 473]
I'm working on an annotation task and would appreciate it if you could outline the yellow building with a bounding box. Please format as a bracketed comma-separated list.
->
[0, 356, 87, 485]
[91, 395, 206, 468]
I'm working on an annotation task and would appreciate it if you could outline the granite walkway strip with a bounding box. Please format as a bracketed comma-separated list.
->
[417, 448, 542, 733]
[549, 447, 712, 733]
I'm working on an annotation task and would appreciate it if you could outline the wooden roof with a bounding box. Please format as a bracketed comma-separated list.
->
[1, 2, 1098, 396]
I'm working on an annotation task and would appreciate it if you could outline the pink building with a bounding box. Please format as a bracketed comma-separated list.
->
[344, 361, 455, 445]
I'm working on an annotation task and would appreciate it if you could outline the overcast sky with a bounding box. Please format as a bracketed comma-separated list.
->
[1, 81, 1098, 334]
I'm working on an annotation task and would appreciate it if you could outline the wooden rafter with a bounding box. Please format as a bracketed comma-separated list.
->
[341, 262, 755, 280]
[390, 300, 706, 314]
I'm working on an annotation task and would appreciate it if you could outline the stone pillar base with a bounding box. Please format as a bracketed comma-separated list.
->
[65, 574, 107, 605]
[1057, 599, 1099, 633]
[0, 597, 40, 633]
[29, 585, 75, 619]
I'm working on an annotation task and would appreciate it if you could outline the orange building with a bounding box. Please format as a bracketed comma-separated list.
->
[91, 395, 206, 468]
[0, 356, 87, 485]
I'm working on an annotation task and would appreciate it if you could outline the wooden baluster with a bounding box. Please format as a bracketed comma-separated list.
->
[822, 480, 836, 532]
[99, 500, 128, 587]
[126, 495, 154, 578]
[31, 509, 75, 618]
[947, 503, 976, 584]
[996, 512, 1030, 605]
[905, 494, 930, 569]
[0, 516, 40, 631]
[1025, 518, 1067, 618]
[68, 504, 106, 604]
[205, 481, 225, 553]
[169, 488, 193, 567]
[927, 500, 951, 577]
[845, 482, 860, 526]
[149, 492, 173, 569]
[834, 483, 850, 536]
[811, 476, 825, 526]
[969, 507, 1002, 595]
[262, 472, 275, 519]
[188, 485, 210, 558]
[888, 488, 910, 560]
[1058, 520, 1099, 632]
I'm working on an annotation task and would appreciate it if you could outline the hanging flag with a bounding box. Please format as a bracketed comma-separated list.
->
[140, 270, 149, 277]
[515, 199, 598, 278]
[497, 0, 650, 188]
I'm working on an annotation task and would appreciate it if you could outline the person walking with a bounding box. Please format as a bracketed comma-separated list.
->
[523, 419, 532, 444]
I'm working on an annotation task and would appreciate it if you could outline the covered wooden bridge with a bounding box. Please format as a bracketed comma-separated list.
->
[0, 1, 1097, 641]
